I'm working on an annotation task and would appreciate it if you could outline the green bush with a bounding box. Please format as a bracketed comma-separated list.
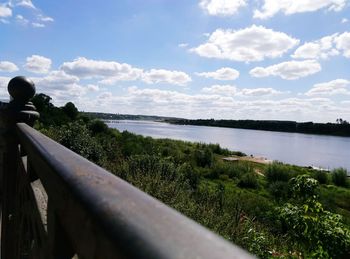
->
[313, 170, 329, 184]
[268, 181, 290, 200]
[238, 173, 259, 189]
[278, 175, 350, 257]
[265, 162, 291, 183]
[331, 168, 348, 187]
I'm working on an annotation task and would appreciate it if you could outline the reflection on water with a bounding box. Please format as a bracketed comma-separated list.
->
[108, 120, 350, 171]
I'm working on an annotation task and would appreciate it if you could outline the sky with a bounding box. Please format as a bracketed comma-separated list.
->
[0, 0, 350, 122]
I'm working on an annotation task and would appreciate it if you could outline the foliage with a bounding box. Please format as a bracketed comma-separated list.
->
[238, 172, 259, 189]
[265, 162, 291, 183]
[331, 168, 348, 187]
[312, 170, 329, 184]
[278, 175, 350, 257]
[35, 94, 350, 258]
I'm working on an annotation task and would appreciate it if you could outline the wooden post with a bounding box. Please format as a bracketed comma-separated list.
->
[0, 76, 39, 259]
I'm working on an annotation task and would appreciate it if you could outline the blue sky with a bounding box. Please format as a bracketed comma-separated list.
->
[0, 0, 350, 122]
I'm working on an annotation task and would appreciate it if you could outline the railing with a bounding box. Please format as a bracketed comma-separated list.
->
[0, 76, 254, 259]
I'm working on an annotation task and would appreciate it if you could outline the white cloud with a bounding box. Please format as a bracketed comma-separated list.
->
[201, 85, 282, 97]
[191, 25, 299, 62]
[254, 0, 348, 19]
[239, 88, 282, 96]
[80, 86, 349, 122]
[196, 67, 239, 80]
[199, 0, 247, 16]
[201, 85, 237, 96]
[37, 14, 54, 22]
[250, 60, 321, 80]
[61, 57, 191, 86]
[32, 22, 45, 28]
[305, 79, 350, 96]
[178, 43, 188, 48]
[16, 14, 29, 25]
[342, 18, 349, 23]
[0, 76, 11, 99]
[0, 61, 18, 72]
[292, 34, 340, 59]
[61, 57, 143, 81]
[0, 5, 12, 18]
[14, 0, 36, 9]
[87, 84, 99, 92]
[142, 69, 192, 86]
[32, 70, 89, 104]
[292, 32, 350, 59]
[334, 32, 350, 58]
[24, 55, 52, 73]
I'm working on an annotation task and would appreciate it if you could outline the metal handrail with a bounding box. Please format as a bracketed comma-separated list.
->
[16, 122, 253, 258]
[0, 76, 254, 258]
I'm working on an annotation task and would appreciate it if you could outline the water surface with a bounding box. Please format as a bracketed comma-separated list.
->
[108, 120, 350, 171]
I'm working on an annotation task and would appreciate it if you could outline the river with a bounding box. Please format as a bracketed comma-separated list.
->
[107, 120, 350, 172]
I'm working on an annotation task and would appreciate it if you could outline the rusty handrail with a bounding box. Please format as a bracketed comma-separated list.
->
[1, 76, 254, 259]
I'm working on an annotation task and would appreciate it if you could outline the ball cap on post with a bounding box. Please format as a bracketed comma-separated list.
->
[8, 76, 36, 103]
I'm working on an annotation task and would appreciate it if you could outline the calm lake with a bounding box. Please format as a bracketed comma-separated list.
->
[107, 120, 350, 172]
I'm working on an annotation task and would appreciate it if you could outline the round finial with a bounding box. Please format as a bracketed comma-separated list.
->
[8, 76, 36, 103]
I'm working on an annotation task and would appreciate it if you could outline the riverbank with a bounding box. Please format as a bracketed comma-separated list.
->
[166, 118, 350, 137]
[107, 120, 350, 172]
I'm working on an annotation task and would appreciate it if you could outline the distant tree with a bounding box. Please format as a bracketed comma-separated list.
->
[62, 102, 79, 120]
[31, 93, 53, 112]
[331, 168, 348, 187]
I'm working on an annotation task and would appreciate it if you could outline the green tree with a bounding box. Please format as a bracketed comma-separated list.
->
[331, 168, 348, 187]
[62, 102, 79, 120]
[278, 175, 350, 257]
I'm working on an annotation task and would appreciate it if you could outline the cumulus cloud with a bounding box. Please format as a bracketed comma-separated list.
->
[61, 57, 191, 86]
[142, 69, 192, 86]
[32, 22, 45, 28]
[250, 60, 321, 80]
[292, 34, 339, 59]
[0, 76, 11, 99]
[199, 0, 247, 16]
[61, 57, 143, 81]
[254, 0, 348, 19]
[81, 85, 348, 122]
[342, 18, 349, 23]
[292, 32, 350, 59]
[239, 88, 283, 96]
[31, 70, 90, 104]
[196, 67, 239, 80]
[0, 61, 18, 72]
[24, 55, 52, 73]
[16, 14, 29, 25]
[178, 43, 188, 48]
[0, 4, 12, 18]
[13, 0, 36, 9]
[334, 32, 350, 58]
[201, 85, 282, 97]
[191, 25, 299, 62]
[201, 85, 238, 96]
[37, 14, 54, 22]
[305, 79, 350, 96]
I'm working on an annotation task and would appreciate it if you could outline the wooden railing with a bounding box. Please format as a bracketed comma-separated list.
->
[0, 76, 254, 259]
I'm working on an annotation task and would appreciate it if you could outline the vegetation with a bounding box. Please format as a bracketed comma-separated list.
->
[33, 93, 350, 258]
[166, 118, 350, 137]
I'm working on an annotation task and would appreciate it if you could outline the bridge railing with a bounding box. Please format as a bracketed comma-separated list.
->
[0, 76, 254, 259]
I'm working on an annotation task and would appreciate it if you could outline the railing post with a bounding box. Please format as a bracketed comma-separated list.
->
[0, 76, 39, 259]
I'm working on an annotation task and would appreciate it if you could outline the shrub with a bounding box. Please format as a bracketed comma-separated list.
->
[238, 173, 258, 189]
[268, 181, 290, 200]
[331, 168, 348, 187]
[278, 175, 350, 257]
[313, 170, 329, 185]
[265, 162, 291, 183]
